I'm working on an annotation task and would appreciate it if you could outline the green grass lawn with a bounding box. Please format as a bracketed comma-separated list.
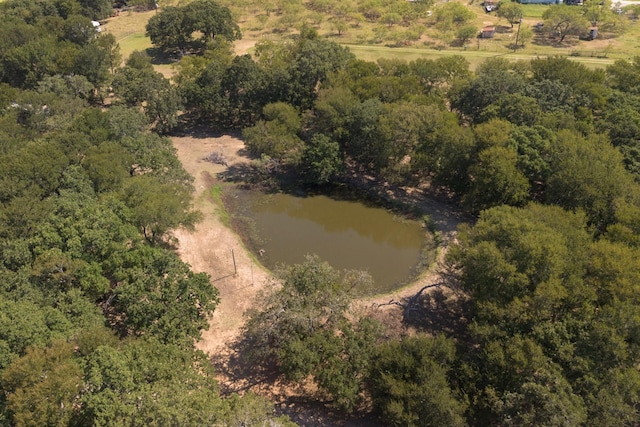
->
[520, 4, 552, 18]
[347, 43, 613, 70]
[117, 33, 153, 60]
[103, 10, 156, 63]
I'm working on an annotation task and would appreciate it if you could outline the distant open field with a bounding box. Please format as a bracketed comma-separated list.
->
[104, 0, 640, 71]
[103, 10, 155, 59]
[102, 10, 175, 76]
[346, 44, 616, 69]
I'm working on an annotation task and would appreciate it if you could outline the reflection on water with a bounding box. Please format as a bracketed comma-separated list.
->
[239, 191, 428, 295]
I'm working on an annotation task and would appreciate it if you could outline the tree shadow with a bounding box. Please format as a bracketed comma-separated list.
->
[145, 47, 179, 65]
[531, 34, 580, 47]
[402, 288, 471, 339]
[495, 25, 514, 34]
[215, 161, 291, 194]
[170, 122, 242, 139]
[448, 39, 467, 48]
[211, 335, 283, 396]
[277, 400, 381, 427]
[214, 334, 383, 426]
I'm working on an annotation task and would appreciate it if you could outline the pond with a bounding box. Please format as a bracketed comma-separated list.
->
[231, 190, 433, 296]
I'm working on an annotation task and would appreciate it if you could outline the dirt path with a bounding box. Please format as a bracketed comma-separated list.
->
[171, 133, 270, 356]
[234, 39, 258, 55]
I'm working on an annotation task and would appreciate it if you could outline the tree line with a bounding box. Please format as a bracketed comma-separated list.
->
[169, 23, 640, 232]
[1, 0, 640, 425]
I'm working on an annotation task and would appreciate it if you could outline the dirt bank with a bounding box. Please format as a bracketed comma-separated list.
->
[171, 133, 270, 356]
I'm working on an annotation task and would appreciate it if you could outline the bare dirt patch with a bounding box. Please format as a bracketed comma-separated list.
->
[171, 132, 269, 355]
[234, 38, 258, 55]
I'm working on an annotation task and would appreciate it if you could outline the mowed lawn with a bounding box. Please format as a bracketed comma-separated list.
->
[102, 10, 155, 60]
[102, 10, 176, 76]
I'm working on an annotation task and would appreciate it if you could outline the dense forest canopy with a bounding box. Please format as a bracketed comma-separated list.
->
[1, 0, 640, 425]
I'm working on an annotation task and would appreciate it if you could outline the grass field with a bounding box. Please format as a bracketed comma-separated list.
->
[104, 0, 640, 73]
[520, 4, 552, 18]
[347, 43, 614, 69]
[103, 10, 155, 61]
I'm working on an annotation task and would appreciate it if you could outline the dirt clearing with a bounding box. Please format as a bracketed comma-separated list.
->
[171, 133, 269, 355]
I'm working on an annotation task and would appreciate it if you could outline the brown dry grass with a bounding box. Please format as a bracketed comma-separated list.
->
[104, 1, 633, 77]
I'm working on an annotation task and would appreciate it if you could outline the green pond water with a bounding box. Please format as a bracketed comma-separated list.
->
[235, 191, 430, 295]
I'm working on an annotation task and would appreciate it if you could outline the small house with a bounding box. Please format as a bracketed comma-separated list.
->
[480, 26, 495, 38]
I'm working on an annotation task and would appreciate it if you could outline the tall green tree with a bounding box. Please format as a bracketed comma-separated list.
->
[412, 107, 474, 192]
[507, 124, 554, 187]
[2, 340, 83, 427]
[606, 57, 640, 95]
[542, 5, 589, 42]
[530, 56, 605, 90]
[308, 85, 360, 143]
[62, 14, 97, 46]
[243, 102, 305, 166]
[434, 2, 475, 30]
[254, 26, 354, 110]
[546, 130, 636, 231]
[184, 0, 241, 44]
[497, 1, 523, 27]
[595, 98, 640, 178]
[111, 52, 181, 133]
[448, 203, 640, 425]
[301, 133, 343, 185]
[481, 93, 541, 126]
[146, 0, 239, 54]
[83, 141, 132, 193]
[77, 0, 112, 20]
[370, 335, 467, 427]
[456, 24, 477, 45]
[122, 175, 200, 243]
[0, 300, 74, 370]
[177, 56, 227, 123]
[112, 246, 219, 344]
[409, 56, 470, 94]
[243, 255, 381, 412]
[583, 0, 614, 26]
[145, 6, 192, 54]
[450, 58, 527, 122]
[463, 146, 530, 212]
[218, 54, 270, 128]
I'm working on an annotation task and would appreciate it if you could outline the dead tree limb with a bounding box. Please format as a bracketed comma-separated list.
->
[405, 283, 444, 309]
[373, 283, 444, 311]
[374, 299, 405, 309]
